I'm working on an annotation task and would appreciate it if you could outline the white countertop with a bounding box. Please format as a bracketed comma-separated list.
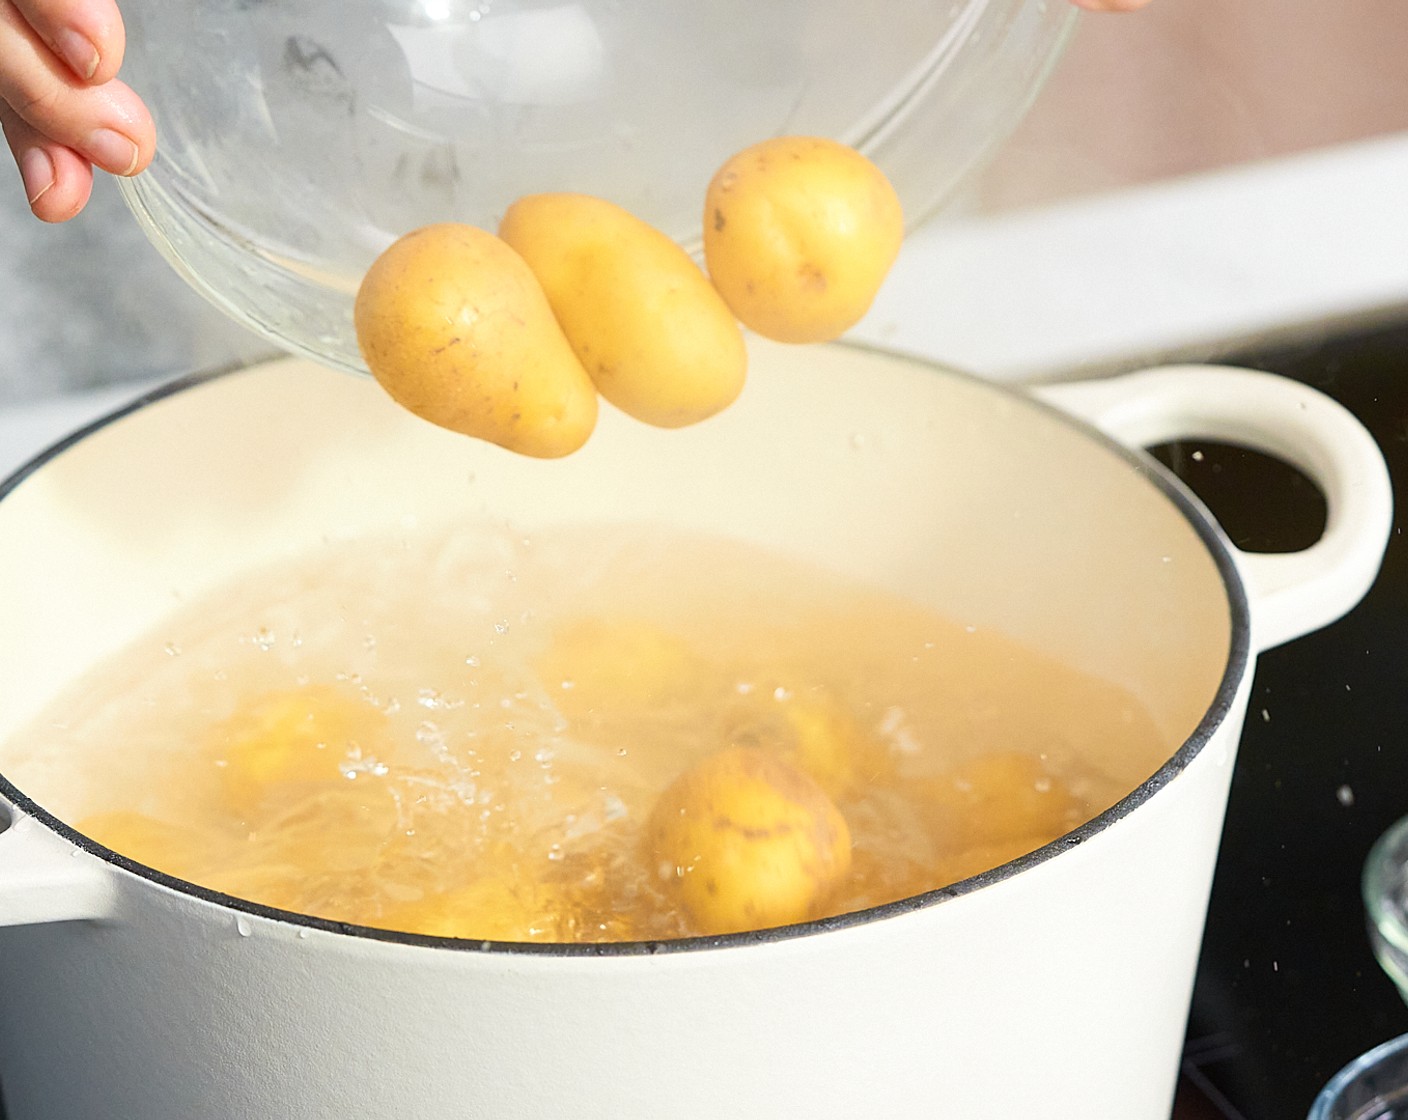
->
[4, 131, 1408, 481]
[854, 132, 1408, 379]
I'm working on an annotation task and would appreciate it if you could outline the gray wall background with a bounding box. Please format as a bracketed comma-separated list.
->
[0, 175, 271, 406]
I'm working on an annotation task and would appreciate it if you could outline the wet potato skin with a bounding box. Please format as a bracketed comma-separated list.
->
[647, 745, 853, 936]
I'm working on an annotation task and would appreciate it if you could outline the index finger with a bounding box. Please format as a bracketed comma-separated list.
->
[8, 0, 125, 84]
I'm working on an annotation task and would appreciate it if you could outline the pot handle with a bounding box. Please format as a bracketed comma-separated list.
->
[1034, 364, 1393, 653]
[0, 798, 117, 926]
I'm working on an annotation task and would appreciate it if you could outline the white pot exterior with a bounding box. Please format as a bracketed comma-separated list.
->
[0, 342, 1391, 1120]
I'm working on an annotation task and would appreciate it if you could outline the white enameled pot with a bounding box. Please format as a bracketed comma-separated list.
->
[0, 341, 1392, 1120]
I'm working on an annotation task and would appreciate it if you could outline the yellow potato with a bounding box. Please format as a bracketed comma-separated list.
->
[197, 860, 316, 916]
[778, 690, 896, 799]
[377, 875, 573, 942]
[646, 745, 852, 935]
[499, 193, 747, 428]
[536, 616, 704, 708]
[75, 810, 222, 883]
[354, 223, 598, 457]
[916, 751, 1083, 851]
[937, 833, 1058, 887]
[210, 684, 391, 815]
[703, 136, 903, 343]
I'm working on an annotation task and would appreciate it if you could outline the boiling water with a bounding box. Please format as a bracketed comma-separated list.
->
[8, 522, 1170, 942]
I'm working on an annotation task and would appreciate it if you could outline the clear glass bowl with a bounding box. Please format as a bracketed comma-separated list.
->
[116, 0, 1074, 374]
[1309, 1033, 1408, 1120]
[1365, 814, 1408, 1005]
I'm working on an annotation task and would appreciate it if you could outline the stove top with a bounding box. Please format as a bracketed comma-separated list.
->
[1166, 318, 1408, 1118]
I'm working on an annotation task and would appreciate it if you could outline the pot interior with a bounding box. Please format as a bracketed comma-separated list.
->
[0, 340, 1234, 909]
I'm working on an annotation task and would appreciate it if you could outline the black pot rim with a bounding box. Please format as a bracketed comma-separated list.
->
[0, 352, 1253, 957]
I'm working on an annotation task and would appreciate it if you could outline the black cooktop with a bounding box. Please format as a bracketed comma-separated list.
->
[1164, 318, 1408, 1119]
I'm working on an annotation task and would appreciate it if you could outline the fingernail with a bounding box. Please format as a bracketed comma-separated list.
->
[20, 148, 55, 205]
[56, 28, 100, 80]
[87, 128, 140, 175]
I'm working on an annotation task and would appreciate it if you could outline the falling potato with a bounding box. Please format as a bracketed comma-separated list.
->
[703, 135, 904, 344]
[354, 223, 599, 458]
[500, 192, 747, 429]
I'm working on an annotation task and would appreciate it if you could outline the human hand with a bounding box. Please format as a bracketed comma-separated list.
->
[1, 0, 154, 222]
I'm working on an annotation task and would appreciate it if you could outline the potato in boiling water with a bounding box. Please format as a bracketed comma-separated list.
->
[535, 617, 706, 710]
[378, 875, 575, 942]
[916, 751, 1084, 852]
[777, 690, 896, 799]
[75, 810, 222, 883]
[210, 684, 391, 816]
[646, 745, 852, 936]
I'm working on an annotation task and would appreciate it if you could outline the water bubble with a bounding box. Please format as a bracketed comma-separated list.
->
[296, 928, 310, 940]
[417, 689, 461, 711]
[415, 721, 444, 748]
[493, 620, 510, 636]
[163, 642, 181, 657]
[235, 917, 253, 938]
[465, 655, 481, 669]
[252, 627, 275, 652]
[773, 686, 792, 702]
[340, 752, 392, 780]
